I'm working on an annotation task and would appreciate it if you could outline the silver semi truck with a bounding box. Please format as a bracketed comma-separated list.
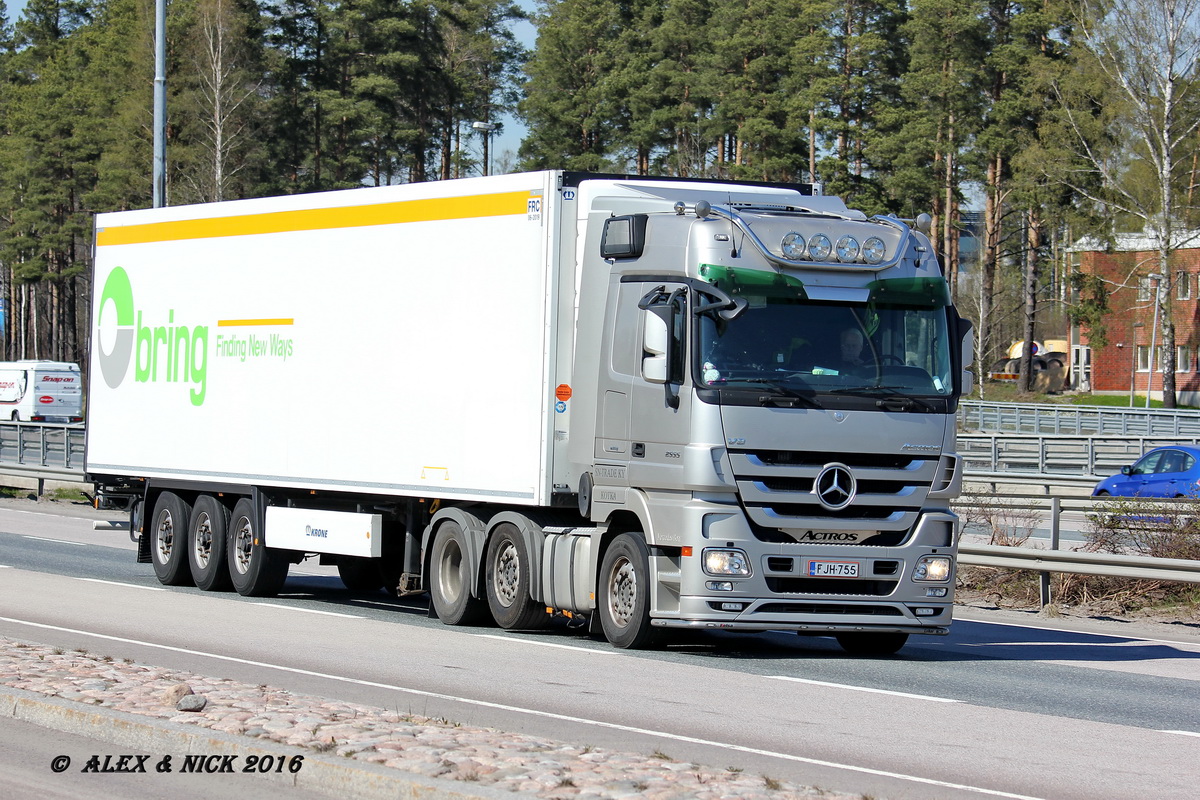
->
[88, 170, 972, 655]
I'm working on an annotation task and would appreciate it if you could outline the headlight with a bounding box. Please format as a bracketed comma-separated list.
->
[835, 235, 860, 262]
[911, 556, 952, 582]
[861, 236, 886, 264]
[703, 548, 751, 576]
[781, 232, 806, 260]
[807, 233, 832, 260]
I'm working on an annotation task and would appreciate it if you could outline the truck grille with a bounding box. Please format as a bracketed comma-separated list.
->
[729, 449, 940, 544]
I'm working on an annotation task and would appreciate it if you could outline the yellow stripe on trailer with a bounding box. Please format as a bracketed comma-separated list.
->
[96, 190, 532, 247]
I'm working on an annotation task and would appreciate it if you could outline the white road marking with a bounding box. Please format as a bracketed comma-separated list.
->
[767, 675, 960, 702]
[77, 578, 165, 591]
[21, 536, 86, 546]
[0, 614, 1043, 799]
[1159, 729, 1200, 737]
[252, 603, 363, 619]
[473, 634, 614, 655]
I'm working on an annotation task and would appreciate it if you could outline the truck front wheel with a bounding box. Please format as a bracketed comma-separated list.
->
[598, 533, 660, 649]
[150, 492, 194, 586]
[227, 498, 288, 597]
[429, 521, 486, 625]
[485, 523, 547, 630]
[188, 495, 232, 591]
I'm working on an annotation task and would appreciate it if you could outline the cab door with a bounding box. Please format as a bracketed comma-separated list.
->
[626, 281, 693, 491]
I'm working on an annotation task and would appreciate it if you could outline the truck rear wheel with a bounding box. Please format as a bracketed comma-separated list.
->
[835, 632, 909, 656]
[485, 522, 548, 630]
[227, 498, 288, 597]
[188, 495, 232, 591]
[150, 492, 194, 586]
[430, 521, 486, 625]
[598, 533, 661, 649]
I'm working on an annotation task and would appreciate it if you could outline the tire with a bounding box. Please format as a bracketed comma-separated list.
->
[835, 632, 909, 656]
[598, 533, 661, 649]
[227, 498, 288, 597]
[150, 492, 194, 586]
[485, 522, 548, 630]
[429, 521, 487, 625]
[337, 557, 384, 593]
[1096, 490, 1110, 497]
[188, 495, 232, 591]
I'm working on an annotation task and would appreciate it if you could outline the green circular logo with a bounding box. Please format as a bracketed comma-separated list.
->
[97, 267, 135, 389]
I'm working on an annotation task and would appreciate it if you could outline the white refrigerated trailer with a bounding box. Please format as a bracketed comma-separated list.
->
[88, 170, 972, 654]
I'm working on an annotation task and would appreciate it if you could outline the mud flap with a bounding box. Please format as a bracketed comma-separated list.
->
[135, 532, 151, 564]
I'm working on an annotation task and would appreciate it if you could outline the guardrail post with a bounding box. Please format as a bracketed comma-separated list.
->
[1039, 497, 1061, 608]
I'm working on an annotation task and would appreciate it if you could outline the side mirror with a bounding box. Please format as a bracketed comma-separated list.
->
[958, 315, 975, 391]
[1121, 465, 1133, 475]
[642, 307, 670, 384]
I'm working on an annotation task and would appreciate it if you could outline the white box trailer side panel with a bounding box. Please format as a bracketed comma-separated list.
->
[88, 173, 557, 504]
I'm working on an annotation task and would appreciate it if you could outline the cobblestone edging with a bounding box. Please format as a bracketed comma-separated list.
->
[0, 636, 853, 800]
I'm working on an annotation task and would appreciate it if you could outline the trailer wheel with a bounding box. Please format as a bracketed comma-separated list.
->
[598, 533, 661, 649]
[188, 495, 232, 591]
[227, 498, 288, 597]
[835, 632, 909, 656]
[485, 522, 548, 630]
[429, 521, 486, 625]
[337, 557, 384, 593]
[150, 492, 194, 586]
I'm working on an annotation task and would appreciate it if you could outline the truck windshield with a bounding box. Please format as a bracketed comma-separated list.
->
[695, 275, 954, 398]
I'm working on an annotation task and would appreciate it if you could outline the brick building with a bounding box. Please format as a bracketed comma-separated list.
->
[1077, 232, 1200, 406]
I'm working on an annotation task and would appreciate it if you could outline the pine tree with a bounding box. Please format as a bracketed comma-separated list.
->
[708, 0, 807, 181]
[518, 0, 623, 171]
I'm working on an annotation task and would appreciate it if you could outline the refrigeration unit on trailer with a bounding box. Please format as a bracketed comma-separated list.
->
[88, 170, 972, 655]
[0, 360, 84, 422]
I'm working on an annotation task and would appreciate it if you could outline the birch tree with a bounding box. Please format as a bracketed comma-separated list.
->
[1057, 0, 1200, 407]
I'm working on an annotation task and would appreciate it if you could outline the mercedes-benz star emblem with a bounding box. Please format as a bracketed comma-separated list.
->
[814, 464, 856, 510]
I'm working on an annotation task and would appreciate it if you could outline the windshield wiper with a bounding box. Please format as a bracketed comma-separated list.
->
[716, 378, 820, 408]
[829, 384, 936, 412]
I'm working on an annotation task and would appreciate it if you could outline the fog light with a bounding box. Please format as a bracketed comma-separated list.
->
[914, 607, 936, 616]
[720, 602, 745, 611]
[706, 581, 734, 591]
[912, 556, 951, 582]
[925, 587, 948, 597]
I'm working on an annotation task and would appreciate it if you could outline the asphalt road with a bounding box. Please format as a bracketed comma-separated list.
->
[1, 498, 1198, 800]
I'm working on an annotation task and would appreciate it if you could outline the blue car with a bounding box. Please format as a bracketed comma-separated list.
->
[1092, 445, 1200, 497]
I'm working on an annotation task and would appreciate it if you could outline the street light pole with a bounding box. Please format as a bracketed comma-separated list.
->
[152, 0, 167, 208]
[1146, 273, 1164, 409]
[471, 121, 497, 176]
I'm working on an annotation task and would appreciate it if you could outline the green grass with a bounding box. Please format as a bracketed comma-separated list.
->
[970, 382, 1195, 409]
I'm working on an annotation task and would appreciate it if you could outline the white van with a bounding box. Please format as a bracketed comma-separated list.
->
[0, 361, 84, 422]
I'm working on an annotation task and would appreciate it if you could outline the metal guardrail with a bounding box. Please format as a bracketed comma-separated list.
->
[0, 421, 88, 492]
[960, 399, 1200, 436]
[958, 544, 1200, 584]
[957, 433, 1200, 477]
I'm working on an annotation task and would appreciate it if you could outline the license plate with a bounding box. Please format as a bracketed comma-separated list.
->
[807, 560, 860, 578]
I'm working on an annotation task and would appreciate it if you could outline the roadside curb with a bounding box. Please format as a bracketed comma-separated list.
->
[0, 684, 519, 800]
